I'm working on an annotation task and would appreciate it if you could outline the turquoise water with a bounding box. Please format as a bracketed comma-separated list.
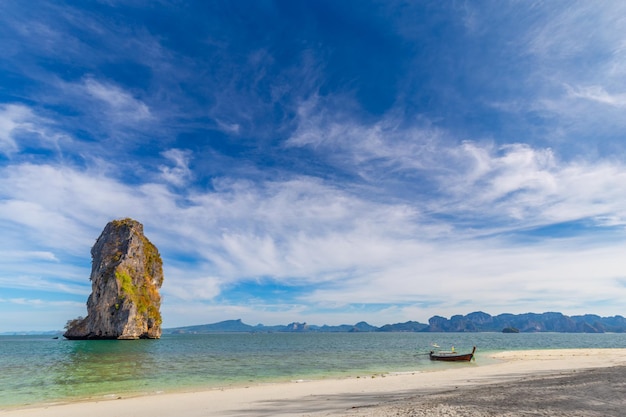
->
[1, 332, 625, 408]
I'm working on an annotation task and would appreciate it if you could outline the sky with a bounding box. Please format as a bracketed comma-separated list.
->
[1, 1, 626, 332]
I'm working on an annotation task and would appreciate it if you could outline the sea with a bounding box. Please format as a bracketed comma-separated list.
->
[1, 332, 625, 409]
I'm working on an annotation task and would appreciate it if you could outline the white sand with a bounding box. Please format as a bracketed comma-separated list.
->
[3, 349, 626, 417]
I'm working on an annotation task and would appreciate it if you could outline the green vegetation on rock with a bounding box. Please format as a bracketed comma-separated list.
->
[115, 267, 161, 325]
[116, 269, 135, 299]
[141, 236, 163, 287]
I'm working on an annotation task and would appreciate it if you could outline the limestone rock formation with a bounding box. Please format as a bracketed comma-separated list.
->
[64, 218, 164, 340]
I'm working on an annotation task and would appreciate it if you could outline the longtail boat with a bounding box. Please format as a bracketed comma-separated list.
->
[429, 346, 476, 362]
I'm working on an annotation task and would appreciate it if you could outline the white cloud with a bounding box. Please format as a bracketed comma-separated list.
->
[0, 272, 88, 296]
[0, 104, 28, 155]
[287, 95, 626, 232]
[0, 297, 83, 308]
[462, 2, 626, 144]
[286, 96, 443, 181]
[215, 119, 241, 135]
[0, 164, 136, 253]
[524, 3, 601, 61]
[0, 103, 72, 158]
[159, 148, 193, 186]
[163, 272, 223, 302]
[452, 144, 626, 234]
[0, 251, 59, 262]
[82, 77, 152, 121]
[438, 142, 559, 222]
[566, 85, 626, 108]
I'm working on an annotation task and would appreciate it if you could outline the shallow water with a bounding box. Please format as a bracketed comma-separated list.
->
[1, 332, 625, 408]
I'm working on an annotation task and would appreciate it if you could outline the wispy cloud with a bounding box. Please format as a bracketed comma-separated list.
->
[159, 148, 193, 186]
[0, 251, 59, 262]
[0, 104, 69, 157]
[0, 298, 83, 308]
[286, 96, 443, 182]
[82, 77, 152, 121]
[565, 85, 626, 108]
[0, 104, 30, 156]
[214, 119, 241, 135]
[287, 94, 626, 234]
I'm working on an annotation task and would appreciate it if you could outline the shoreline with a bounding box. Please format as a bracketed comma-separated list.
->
[2, 348, 626, 416]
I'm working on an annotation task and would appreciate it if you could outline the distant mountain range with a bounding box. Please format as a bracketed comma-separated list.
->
[426, 312, 626, 333]
[163, 311, 626, 334]
[0, 330, 62, 336]
[4, 311, 624, 336]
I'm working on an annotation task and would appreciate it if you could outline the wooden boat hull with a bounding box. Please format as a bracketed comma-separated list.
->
[429, 346, 476, 362]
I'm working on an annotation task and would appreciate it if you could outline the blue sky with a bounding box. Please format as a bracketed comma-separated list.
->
[2, 1, 626, 332]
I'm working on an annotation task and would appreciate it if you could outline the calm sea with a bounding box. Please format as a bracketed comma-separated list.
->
[1, 332, 625, 409]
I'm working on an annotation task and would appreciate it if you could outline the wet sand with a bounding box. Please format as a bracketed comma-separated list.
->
[2, 349, 625, 417]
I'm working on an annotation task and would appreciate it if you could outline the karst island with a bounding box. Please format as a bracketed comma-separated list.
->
[64, 218, 164, 340]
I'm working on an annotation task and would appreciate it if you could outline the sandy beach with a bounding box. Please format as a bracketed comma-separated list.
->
[2, 348, 625, 417]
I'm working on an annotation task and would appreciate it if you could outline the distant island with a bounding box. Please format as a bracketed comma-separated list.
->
[164, 311, 626, 334]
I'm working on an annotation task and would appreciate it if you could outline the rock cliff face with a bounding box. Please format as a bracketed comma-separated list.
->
[64, 218, 164, 340]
